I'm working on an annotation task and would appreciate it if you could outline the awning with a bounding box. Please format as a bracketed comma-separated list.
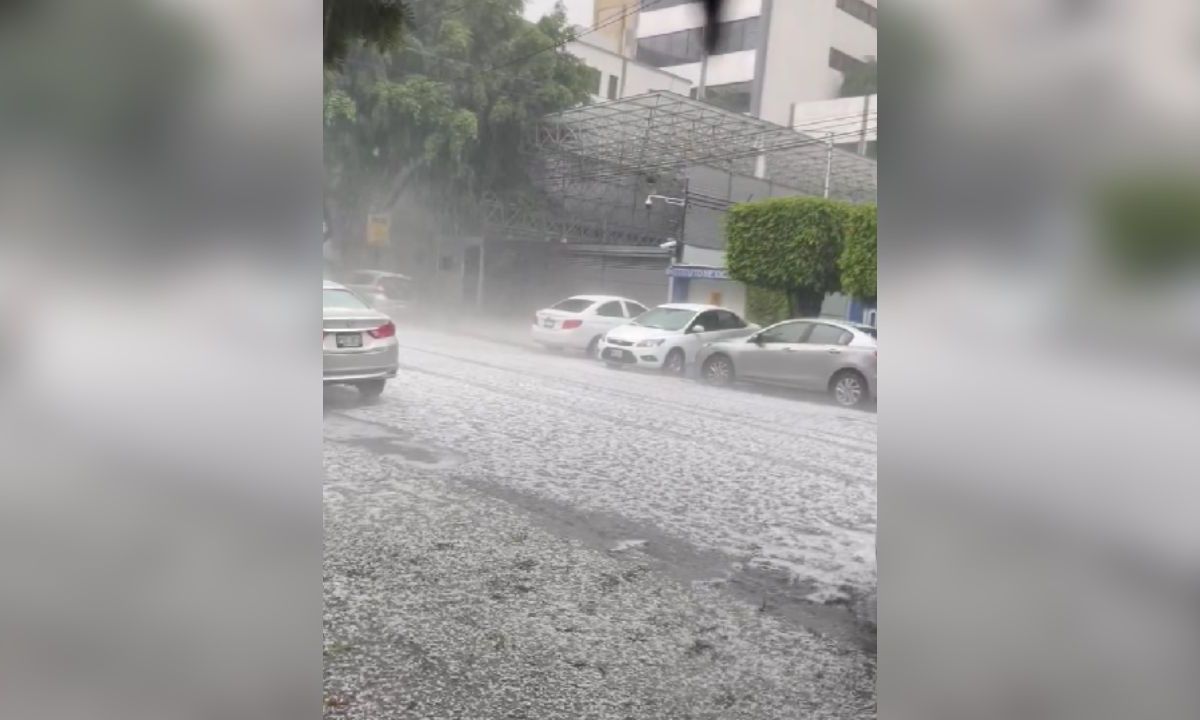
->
[666, 265, 730, 280]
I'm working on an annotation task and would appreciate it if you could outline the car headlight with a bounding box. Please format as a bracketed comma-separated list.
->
[636, 338, 666, 348]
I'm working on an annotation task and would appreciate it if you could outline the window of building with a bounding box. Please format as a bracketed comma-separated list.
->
[607, 74, 619, 100]
[829, 47, 867, 74]
[704, 81, 753, 113]
[635, 17, 760, 67]
[649, 0, 702, 10]
[836, 0, 878, 29]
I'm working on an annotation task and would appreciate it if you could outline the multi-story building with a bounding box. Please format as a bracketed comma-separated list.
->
[593, 0, 876, 126]
[566, 32, 692, 103]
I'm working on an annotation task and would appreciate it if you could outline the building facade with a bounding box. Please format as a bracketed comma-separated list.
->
[594, 0, 876, 126]
[566, 34, 692, 103]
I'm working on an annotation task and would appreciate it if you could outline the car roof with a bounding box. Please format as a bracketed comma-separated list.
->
[564, 294, 632, 302]
[656, 303, 723, 312]
[350, 269, 413, 281]
[775, 317, 875, 333]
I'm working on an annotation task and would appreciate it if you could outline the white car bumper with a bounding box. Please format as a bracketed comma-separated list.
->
[530, 323, 591, 350]
[596, 339, 669, 369]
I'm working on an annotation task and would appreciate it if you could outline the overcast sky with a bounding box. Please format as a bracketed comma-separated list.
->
[523, 0, 595, 27]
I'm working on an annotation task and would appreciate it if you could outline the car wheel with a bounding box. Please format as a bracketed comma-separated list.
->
[662, 348, 685, 376]
[830, 370, 868, 408]
[702, 354, 734, 386]
[357, 379, 386, 399]
[586, 335, 602, 359]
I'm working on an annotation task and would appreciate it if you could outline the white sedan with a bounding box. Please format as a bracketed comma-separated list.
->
[531, 295, 649, 356]
[597, 303, 759, 374]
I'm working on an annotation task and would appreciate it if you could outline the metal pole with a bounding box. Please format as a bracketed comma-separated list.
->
[823, 132, 834, 199]
[857, 94, 871, 156]
[677, 176, 688, 263]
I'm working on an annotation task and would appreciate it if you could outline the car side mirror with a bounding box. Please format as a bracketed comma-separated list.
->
[750, 333, 763, 344]
[690, 324, 706, 334]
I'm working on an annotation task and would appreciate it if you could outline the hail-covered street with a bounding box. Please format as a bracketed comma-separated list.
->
[324, 326, 877, 719]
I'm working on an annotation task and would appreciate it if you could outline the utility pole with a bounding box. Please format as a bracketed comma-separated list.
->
[823, 131, 834, 198]
[857, 93, 872, 156]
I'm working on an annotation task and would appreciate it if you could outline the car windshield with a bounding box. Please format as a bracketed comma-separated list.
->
[631, 307, 695, 331]
[551, 298, 593, 313]
[323, 289, 370, 310]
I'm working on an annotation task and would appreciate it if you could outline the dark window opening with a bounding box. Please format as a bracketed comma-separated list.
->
[704, 81, 753, 114]
[829, 47, 867, 74]
[635, 17, 760, 67]
[836, 0, 878, 29]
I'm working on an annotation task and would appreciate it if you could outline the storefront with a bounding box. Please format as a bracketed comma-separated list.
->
[667, 264, 747, 316]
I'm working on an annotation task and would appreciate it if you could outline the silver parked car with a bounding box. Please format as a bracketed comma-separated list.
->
[323, 281, 399, 397]
[696, 318, 877, 407]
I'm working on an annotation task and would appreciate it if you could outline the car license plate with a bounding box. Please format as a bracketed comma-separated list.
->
[543, 318, 555, 328]
[336, 333, 363, 348]
[603, 348, 622, 360]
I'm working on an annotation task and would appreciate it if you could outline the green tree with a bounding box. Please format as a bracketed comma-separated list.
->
[324, 0, 594, 249]
[324, 0, 411, 68]
[839, 203, 877, 302]
[1097, 176, 1200, 278]
[725, 197, 848, 317]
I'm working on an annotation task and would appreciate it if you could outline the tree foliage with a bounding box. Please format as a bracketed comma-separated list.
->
[324, 0, 594, 245]
[838, 203, 877, 302]
[725, 197, 848, 317]
[324, 0, 411, 68]
[1097, 176, 1200, 278]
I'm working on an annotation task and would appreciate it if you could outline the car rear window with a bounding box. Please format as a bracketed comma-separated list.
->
[323, 289, 370, 310]
[551, 298, 593, 313]
[855, 325, 877, 339]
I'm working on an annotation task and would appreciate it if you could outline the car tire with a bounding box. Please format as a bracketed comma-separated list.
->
[829, 370, 869, 408]
[662, 348, 686, 376]
[586, 335, 602, 359]
[357, 379, 386, 399]
[701, 354, 735, 386]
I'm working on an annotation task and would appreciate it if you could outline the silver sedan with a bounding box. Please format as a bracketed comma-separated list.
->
[323, 281, 399, 397]
[696, 318, 877, 407]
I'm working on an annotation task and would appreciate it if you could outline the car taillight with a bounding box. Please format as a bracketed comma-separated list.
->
[369, 321, 395, 339]
[562, 319, 582, 330]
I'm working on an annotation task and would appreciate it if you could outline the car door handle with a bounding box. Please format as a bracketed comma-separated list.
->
[826, 348, 842, 354]
[783, 346, 798, 352]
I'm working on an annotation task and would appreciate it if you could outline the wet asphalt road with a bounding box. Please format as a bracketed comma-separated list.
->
[324, 327, 877, 719]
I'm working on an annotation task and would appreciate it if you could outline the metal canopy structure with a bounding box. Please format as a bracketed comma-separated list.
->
[482, 91, 877, 248]
[531, 91, 878, 204]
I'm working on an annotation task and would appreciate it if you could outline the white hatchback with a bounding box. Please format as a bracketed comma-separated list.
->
[531, 295, 648, 356]
[597, 303, 759, 374]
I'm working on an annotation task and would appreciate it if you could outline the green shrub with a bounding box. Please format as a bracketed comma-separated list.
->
[839, 204, 877, 302]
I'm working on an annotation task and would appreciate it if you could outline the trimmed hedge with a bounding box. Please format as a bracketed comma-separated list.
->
[839, 203, 877, 302]
[725, 196, 877, 316]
